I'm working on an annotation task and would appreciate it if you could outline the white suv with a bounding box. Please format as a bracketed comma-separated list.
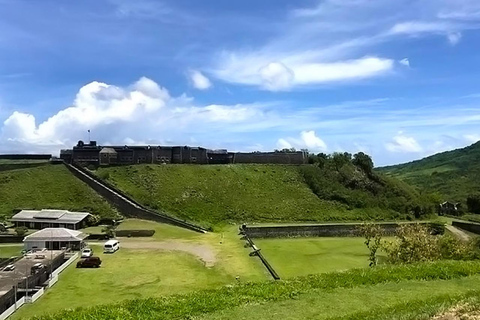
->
[81, 248, 93, 258]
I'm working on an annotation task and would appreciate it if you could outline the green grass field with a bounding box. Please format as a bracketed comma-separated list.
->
[0, 244, 23, 258]
[255, 237, 380, 278]
[29, 260, 480, 320]
[13, 221, 267, 319]
[0, 164, 118, 219]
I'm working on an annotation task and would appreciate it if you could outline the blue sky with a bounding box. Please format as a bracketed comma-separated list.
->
[1, 0, 480, 166]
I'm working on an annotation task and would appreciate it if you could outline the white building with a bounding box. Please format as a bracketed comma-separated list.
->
[11, 209, 91, 230]
[23, 228, 88, 251]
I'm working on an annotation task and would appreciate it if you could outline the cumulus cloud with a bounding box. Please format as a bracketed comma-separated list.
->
[258, 62, 295, 91]
[188, 70, 212, 90]
[385, 132, 423, 153]
[399, 58, 410, 67]
[277, 130, 327, 152]
[0, 77, 265, 154]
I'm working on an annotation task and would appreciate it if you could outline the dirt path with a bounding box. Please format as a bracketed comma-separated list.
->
[446, 225, 471, 242]
[89, 239, 216, 267]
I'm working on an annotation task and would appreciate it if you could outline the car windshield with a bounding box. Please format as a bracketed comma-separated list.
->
[105, 245, 112, 248]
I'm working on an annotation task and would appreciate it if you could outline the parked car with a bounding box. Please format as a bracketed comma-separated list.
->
[2, 264, 15, 271]
[30, 263, 45, 275]
[81, 248, 93, 258]
[76, 257, 102, 268]
[103, 240, 120, 253]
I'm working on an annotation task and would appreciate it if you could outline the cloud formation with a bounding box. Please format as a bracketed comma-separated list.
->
[188, 70, 212, 90]
[277, 130, 327, 152]
[385, 132, 423, 153]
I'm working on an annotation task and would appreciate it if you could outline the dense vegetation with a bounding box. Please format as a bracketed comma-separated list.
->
[32, 260, 480, 320]
[96, 160, 432, 227]
[379, 141, 480, 210]
[0, 163, 118, 219]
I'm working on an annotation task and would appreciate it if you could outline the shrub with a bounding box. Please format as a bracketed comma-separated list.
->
[15, 226, 28, 236]
[467, 194, 480, 214]
[358, 223, 383, 267]
[430, 221, 446, 235]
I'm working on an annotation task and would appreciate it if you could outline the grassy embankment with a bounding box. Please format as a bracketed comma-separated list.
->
[0, 244, 23, 258]
[0, 163, 118, 219]
[26, 260, 480, 320]
[95, 164, 429, 228]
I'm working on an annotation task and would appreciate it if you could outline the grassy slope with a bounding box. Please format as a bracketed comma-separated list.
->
[0, 163, 118, 219]
[30, 261, 480, 320]
[0, 244, 23, 258]
[96, 164, 419, 227]
[378, 141, 480, 203]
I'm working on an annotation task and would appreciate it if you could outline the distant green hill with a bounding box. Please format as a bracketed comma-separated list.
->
[378, 141, 480, 205]
[95, 162, 432, 227]
[0, 163, 118, 219]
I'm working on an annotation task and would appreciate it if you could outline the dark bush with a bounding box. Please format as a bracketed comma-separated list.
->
[116, 230, 155, 237]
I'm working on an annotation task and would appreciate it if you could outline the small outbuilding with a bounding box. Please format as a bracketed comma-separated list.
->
[23, 228, 88, 251]
[10, 209, 91, 230]
[99, 147, 117, 165]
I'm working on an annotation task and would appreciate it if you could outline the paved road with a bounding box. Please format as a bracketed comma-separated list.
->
[446, 225, 470, 241]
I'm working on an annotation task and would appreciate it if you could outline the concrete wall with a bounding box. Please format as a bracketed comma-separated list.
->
[243, 222, 431, 238]
[452, 220, 480, 235]
[233, 152, 306, 164]
[64, 163, 206, 233]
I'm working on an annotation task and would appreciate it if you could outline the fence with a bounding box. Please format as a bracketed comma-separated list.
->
[0, 297, 25, 320]
[48, 275, 58, 288]
[29, 288, 44, 303]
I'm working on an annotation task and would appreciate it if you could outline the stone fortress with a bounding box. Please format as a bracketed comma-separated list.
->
[59, 141, 307, 166]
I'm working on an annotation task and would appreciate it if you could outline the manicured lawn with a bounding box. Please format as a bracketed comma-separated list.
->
[255, 237, 383, 278]
[201, 276, 480, 320]
[13, 223, 267, 319]
[0, 244, 23, 258]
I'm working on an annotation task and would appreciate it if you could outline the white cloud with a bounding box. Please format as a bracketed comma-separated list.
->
[389, 21, 452, 35]
[447, 32, 462, 45]
[188, 70, 212, 90]
[0, 77, 266, 154]
[385, 132, 423, 153]
[212, 55, 393, 91]
[277, 130, 327, 152]
[399, 58, 410, 67]
[258, 62, 294, 91]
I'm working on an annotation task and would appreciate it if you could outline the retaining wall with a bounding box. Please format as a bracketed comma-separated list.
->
[242, 233, 280, 280]
[243, 222, 432, 238]
[64, 163, 206, 233]
[452, 221, 480, 235]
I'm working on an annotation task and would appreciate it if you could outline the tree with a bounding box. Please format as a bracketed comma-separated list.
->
[352, 152, 374, 174]
[467, 194, 480, 214]
[332, 152, 351, 171]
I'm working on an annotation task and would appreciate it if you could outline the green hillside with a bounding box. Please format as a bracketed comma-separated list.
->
[0, 163, 118, 219]
[95, 162, 431, 227]
[379, 141, 480, 205]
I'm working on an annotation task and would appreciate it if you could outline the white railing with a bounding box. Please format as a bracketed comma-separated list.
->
[30, 288, 44, 303]
[52, 252, 78, 278]
[0, 297, 25, 320]
[48, 275, 59, 288]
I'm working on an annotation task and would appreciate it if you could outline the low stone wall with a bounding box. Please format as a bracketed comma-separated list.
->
[0, 235, 25, 243]
[64, 163, 206, 233]
[243, 222, 432, 238]
[452, 221, 480, 235]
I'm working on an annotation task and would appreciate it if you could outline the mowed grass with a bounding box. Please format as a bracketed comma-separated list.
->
[0, 244, 23, 258]
[96, 164, 399, 227]
[0, 164, 118, 219]
[255, 237, 377, 278]
[14, 221, 267, 319]
[201, 276, 480, 320]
